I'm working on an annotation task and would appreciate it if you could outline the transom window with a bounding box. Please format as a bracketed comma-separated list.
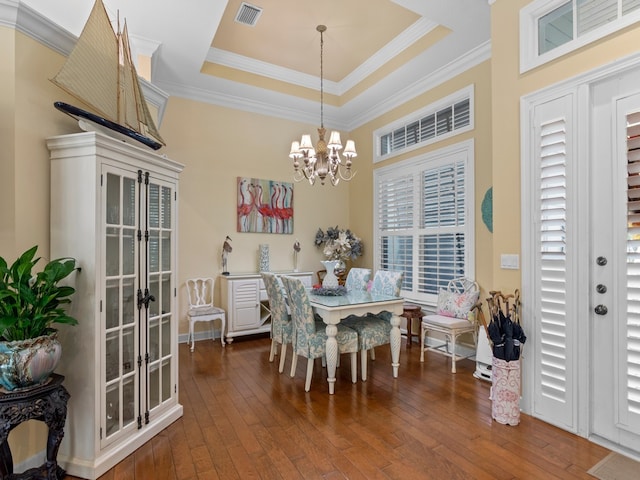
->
[521, 0, 640, 73]
[374, 86, 473, 163]
[374, 140, 475, 304]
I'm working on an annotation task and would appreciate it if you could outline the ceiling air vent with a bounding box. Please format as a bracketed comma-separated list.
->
[235, 3, 263, 26]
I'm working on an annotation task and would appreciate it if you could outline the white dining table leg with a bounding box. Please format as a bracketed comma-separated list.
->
[390, 314, 402, 377]
[325, 324, 338, 394]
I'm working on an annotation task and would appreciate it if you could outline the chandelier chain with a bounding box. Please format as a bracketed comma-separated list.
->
[319, 27, 324, 128]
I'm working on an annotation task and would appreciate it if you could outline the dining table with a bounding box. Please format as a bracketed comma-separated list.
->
[308, 290, 405, 394]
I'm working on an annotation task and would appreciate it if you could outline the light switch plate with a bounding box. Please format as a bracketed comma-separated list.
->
[500, 254, 519, 270]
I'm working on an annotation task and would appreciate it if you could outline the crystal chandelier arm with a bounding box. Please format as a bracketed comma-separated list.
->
[338, 167, 356, 182]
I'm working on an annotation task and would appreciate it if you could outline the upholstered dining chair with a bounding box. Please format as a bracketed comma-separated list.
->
[420, 277, 480, 373]
[280, 275, 359, 391]
[261, 272, 294, 373]
[345, 267, 372, 292]
[341, 270, 404, 381]
[186, 277, 226, 351]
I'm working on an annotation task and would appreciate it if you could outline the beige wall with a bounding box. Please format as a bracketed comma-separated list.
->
[0, 26, 16, 254]
[349, 61, 494, 300]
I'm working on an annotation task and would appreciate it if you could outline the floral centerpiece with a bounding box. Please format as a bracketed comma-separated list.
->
[314, 226, 363, 263]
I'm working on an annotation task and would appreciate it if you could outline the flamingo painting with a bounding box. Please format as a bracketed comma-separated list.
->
[236, 177, 293, 234]
[237, 179, 253, 232]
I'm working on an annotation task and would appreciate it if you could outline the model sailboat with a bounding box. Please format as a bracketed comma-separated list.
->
[51, 0, 165, 150]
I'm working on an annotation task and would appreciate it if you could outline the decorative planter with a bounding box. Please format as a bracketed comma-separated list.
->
[0, 333, 62, 391]
[321, 260, 340, 289]
[490, 356, 521, 426]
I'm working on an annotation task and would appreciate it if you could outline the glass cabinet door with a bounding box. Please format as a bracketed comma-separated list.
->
[145, 180, 175, 415]
[103, 168, 139, 446]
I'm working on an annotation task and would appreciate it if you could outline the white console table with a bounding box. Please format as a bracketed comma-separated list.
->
[220, 272, 312, 342]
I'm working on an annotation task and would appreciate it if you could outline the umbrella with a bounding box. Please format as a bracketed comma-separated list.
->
[486, 290, 526, 361]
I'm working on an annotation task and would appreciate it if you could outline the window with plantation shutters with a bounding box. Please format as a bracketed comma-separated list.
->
[419, 161, 466, 295]
[374, 140, 474, 304]
[521, 0, 640, 73]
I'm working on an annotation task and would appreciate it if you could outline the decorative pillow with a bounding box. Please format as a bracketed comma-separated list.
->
[436, 289, 480, 319]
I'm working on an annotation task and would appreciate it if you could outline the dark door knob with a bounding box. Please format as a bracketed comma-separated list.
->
[594, 304, 608, 315]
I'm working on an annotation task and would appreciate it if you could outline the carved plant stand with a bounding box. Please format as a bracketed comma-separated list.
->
[0, 374, 69, 479]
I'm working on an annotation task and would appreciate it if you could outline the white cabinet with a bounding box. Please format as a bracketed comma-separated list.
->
[47, 132, 184, 480]
[220, 272, 312, 342]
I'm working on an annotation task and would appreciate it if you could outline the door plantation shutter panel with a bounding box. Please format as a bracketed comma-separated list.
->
[621, 111, 640, 429]
[533, 95, 576, 430]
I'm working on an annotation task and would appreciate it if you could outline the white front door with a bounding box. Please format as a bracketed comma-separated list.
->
[590, 76, 640, 448]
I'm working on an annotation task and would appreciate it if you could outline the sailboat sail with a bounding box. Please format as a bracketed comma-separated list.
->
[51, 0, 165, 150]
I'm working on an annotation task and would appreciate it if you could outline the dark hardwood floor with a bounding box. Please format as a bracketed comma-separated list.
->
[73, 336, 610, 479]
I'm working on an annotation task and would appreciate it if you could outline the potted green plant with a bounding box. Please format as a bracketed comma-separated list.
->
[0, 245, 78, 391]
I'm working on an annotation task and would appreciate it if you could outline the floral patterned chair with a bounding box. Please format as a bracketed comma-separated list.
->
[341, 270, 404, 381]
[345, 268, 372, 292]
[281, 275, 359, 391]
[420, 277, 480, 373]
[261, 272, 293, 374]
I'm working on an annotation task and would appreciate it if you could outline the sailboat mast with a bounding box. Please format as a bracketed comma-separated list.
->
[51, 0, 165, 149]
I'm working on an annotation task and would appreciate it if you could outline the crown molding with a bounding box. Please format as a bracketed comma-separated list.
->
[205, 48, 340, 95]
[0, 0, 76, 55]
[156, 78, 351, 129]
[339, 17, 439, 94]
[347, 40, 491, 130]
[205, 17, 439, 96]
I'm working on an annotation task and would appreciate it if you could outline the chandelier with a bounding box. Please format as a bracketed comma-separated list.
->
[289, 25, 357, 186]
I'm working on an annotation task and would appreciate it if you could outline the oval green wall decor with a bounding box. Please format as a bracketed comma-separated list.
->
[481, 187, 493, 233]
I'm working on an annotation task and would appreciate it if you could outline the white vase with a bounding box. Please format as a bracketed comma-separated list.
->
[321, 260, 340, 289]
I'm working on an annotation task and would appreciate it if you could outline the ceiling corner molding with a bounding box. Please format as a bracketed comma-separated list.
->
[0, 0, 18, 28]
[158, 78, 333, 127]
[347, 40, 492, 130]
[4, 0, 76, 56]
[339, 17, 439, 93]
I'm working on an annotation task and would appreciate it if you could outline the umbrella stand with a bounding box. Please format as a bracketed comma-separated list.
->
[485, 290, 526, 426]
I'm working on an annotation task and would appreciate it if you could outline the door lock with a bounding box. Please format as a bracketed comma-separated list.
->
[596, 256, 607, 266]
[596, 284, 607, 294]
[594, 304, 608, 315]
